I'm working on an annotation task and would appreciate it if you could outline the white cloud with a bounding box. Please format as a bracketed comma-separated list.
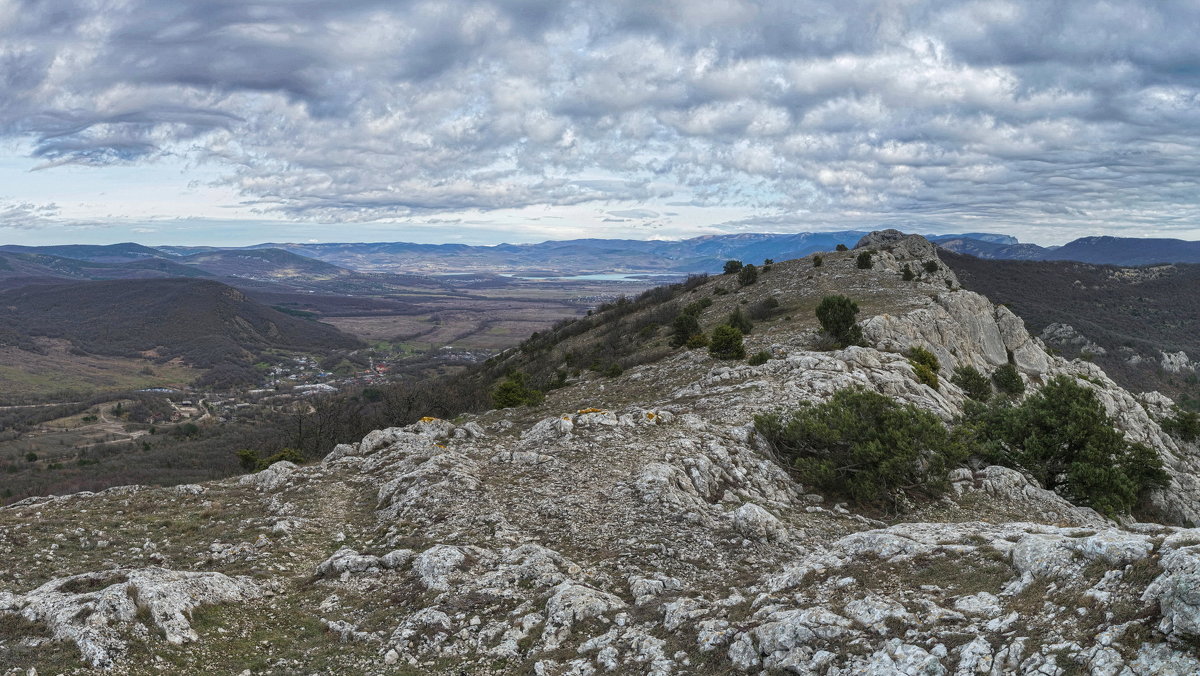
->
[0, 200, 63, 229]
[2, 0, 1200, 243]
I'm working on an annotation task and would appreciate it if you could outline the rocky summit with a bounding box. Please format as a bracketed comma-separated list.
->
[5, 232, 1200, 675]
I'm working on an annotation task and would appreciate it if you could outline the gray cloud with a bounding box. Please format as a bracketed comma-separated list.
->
[4, 0, 1200, 237]
[0, 200, 64, 229]
[608, 209, 660, 219]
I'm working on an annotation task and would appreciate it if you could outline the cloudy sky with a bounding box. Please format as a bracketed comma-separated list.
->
[2, 0, 1200, 246]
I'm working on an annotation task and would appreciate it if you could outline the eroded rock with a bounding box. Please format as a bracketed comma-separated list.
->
[0, 568, 260, 668]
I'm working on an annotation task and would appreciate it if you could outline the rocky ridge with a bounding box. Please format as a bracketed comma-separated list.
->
[3, 232, 1200, 674]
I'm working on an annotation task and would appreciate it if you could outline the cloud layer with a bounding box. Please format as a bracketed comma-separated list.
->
[4, 0, 1200, 238]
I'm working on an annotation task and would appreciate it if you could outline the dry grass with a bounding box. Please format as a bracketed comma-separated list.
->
[0, 340, 199, 402]
[862, 551, 1014, 597]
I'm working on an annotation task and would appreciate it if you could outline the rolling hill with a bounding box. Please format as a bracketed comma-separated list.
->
[172, 248, 449, 293]
[0, 242, 167, 263]
[0, 278, 363, 367]
[176, 248, 356, 280]
[0, 247, 448, 299]
[1042, 236, 1200, 265]
[263, 232, 881, 274]
[0, 251, 212, 289]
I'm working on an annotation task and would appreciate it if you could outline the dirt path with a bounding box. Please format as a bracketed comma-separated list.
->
[0, 401, 82, 410]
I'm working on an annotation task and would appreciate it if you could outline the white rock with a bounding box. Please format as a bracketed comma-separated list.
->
[854, 638, 946, 675]
[315, 548, 382, 577]
[323, 443, 360, 464]
[729, 503, 789, 543]
[728, 633, 760, 671]
[238, 460, 296, 491]
[542, 583, 626, 650]
[953, 636, 993, 675]
[1127, 641, 1200, 675]
[952, 592, 1002, 618]
[412, 545, 467, 592]
[3, 567, 259, 668]
[1161, 351, 1196, 373]
[381, 549, 415, 570]
[843, 597, 913, 634]
[1143, 545, 1200, 641]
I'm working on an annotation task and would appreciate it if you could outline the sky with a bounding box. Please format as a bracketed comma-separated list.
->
[2, 0, 1200, 247]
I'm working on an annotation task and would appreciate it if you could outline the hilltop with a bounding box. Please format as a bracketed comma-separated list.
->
[176, 248, 354, 280]
[930, 237, 1049, 261]
[2, 232, 1200, 674]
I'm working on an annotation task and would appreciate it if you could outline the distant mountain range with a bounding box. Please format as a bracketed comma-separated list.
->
[5, 232, 1200, 277]
[927, 237, 1051, 260]
[0, 245, 449, 295]
[156, 232, 880, 275]
[0, 242, 166, 263]
[932, 234, 1200, 266]
[1035, 236, 1200, 266]
[162, 232, 1030, 274]
[172, 232, 1200, 271]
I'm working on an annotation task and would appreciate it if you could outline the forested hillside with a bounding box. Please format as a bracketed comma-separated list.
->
[943, 250, 1200, 399]
[0, 278, 362, 367]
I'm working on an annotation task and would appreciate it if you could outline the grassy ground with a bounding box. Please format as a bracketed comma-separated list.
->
[0, 340, 199, 403]
[0, 464, 399, 674]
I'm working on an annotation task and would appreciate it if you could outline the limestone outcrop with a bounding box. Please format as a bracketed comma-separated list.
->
[0, 568, 260, 668]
